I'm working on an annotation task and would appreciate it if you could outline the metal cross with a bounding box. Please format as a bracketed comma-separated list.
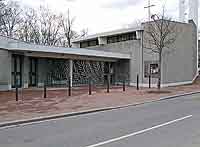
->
[144, 0, 155, 22]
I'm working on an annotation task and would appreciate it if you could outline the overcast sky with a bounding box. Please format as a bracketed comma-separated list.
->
[19, 0, 183, 34]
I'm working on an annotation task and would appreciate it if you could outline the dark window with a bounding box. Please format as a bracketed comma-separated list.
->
[11, 55, 23, 88]
[104, 62, 110, 74]
[80, 39, 99, 48]
[107, 32, 136, 44]
[29, 58, 38, 87]
[89, 39, 98, 46]
[144, 61, 159, 78]
[80, 41, 89, 48]
[144, 62, 149, 78]
[150, 64, 159, 76]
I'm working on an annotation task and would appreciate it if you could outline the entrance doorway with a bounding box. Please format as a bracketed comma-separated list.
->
[104, 62, 115, 85]
[29, 58, 38, 87]
[11, 55, 23, 88]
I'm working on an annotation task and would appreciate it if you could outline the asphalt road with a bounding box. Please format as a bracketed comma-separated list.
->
[1, 93, 200, 147]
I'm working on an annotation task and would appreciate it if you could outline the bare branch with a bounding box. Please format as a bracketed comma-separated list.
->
[144, 11, 178, 89]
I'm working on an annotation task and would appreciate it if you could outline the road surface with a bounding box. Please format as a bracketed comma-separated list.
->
[1, 93, 200, 147]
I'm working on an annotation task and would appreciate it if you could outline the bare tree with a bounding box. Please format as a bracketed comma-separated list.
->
[60, 9, 77, 47]
[0, 0, 6, 16]
[0, 1, 23, 37]
[144, 13, 178, 89]
[37, 6, 63, 46]
[0, 0, 6, 32]
[0, 2, 87, 47]
[16, 6, 63, 45]
[126, 19, 143, 28]
[0, 0, 7, 17]
[79, 28, 88, 38]
[16, 7, 40, 43]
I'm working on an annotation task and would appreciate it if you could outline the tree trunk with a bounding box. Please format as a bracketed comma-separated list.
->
[157, 51, 162, 89]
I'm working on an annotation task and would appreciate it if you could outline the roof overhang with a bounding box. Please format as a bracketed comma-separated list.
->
[0, 36, 131, 61]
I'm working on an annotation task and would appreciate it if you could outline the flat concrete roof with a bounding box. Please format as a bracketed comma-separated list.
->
[72, 26, 142, 43]
[0, 36, 131, 60]
[72, 20, 193, 43]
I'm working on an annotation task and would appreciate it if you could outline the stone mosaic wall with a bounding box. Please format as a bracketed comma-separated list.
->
[46, 59, 105, 86]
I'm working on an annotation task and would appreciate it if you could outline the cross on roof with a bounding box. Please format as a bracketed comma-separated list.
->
[144, 0, 155, 22]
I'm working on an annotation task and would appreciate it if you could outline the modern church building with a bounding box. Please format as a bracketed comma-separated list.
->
[72, 20, 198, 87]
[0, 19, 198, 91]
[0, 35, 131, 91]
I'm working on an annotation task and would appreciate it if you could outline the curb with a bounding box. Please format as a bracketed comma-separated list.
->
[1, 90, 200, 128]
[159, 91, 200, 100]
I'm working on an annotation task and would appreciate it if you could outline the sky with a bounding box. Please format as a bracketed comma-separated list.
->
[18, 0, 181, 34]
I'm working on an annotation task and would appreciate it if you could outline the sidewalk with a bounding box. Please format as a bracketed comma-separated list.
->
[0, 83, 200, 123]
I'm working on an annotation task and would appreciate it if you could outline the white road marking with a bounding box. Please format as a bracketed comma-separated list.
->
[84, 115, 192, 147]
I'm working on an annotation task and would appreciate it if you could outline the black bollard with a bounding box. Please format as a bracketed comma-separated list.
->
[89, 78, 92, 95]
[44, 84, 47, 98]
[123, 78, 125, 91]
[107, 75, 110, 93]
[16, 87, 18, 101]
[68, 79, 71, 96]
[149, 75, 151, 88]
[137, 74, 139, 90]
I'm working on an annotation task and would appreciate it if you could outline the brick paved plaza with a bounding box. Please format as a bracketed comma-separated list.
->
[0, 82, 200, 123]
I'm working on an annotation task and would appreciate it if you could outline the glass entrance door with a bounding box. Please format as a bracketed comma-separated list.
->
[29, 58, 37, 87]
[12, 55, 23, 88]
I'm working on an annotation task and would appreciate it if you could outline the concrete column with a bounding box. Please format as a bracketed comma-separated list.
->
[189, 0, 198, 74]
[139, 31, 144, 86]
[69, 59, 73, 87]
[7, 53, 12, 90]
[0, 50, 12, 91]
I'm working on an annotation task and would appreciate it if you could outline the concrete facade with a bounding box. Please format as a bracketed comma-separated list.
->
[85, 40, 141, 85]
[0, 50, 12, 90]
[72, 20, 198, 87]
[161, 21, 197, 86]
[0, 35, 130, 91]
[141, 20, 197, 87]
[0, 20, 198, 91]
